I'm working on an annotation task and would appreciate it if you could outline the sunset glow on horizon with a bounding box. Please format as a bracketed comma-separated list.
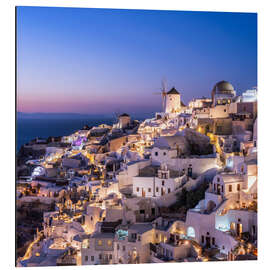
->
[17, 7, 257, 115]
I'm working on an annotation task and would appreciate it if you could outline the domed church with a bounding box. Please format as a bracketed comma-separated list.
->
[211, 80, 236, 107]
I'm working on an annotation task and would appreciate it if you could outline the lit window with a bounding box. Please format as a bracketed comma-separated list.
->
[107, 240, 112, 246]
[82, 239, 89, 249]
[98, 240, 102, 246]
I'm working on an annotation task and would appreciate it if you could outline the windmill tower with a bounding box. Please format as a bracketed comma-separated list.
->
[165, 87, 181, 114]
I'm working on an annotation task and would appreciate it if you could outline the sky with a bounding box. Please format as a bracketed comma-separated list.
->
[17, 7, 257, 115]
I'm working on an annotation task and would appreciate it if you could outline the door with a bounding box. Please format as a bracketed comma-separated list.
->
[161, 188, 165, 196]
[206, 237, 211, 248]
[236, 223, 242, 236]
[142, 188, 145, 197]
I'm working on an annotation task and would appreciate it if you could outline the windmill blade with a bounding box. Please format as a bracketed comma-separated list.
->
[114, 110, 121, 123]
[161, 78, 168, 92]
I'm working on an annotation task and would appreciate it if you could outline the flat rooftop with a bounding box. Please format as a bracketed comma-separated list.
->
[138, 165, 180, 178]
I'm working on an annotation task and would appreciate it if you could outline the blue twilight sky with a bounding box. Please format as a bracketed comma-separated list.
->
[17, 7, 257, 115]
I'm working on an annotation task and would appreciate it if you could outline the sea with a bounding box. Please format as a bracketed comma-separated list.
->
[16, 118, 116, 152]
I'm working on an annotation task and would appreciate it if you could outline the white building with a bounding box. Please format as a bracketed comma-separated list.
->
[132, 164, 183, 198]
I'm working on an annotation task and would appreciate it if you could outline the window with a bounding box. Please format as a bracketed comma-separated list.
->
[82, 239, 89, 249]
[212, 237, 215, 245]
[138, 235, 141, 241]
[123, 245, 126, 251]
[162, 181, 165, 186]
[99, 254, 102, 260]
[109, 254, 112, 260]
[152, 208, 155, 215]
[155, 152, 158, 156]
[221, 185, 224, 193]
[148, 188, 151, 192]
[140, 209, 145, 214]
[90, 216, 93, 221]
[85, 256, 88, 261]
[136, 187, 139, 192]
[117, 244, 120, 250]
[224, 109, 226, 112]
[201, 235, 204, 243]
[107, 240, 112, 246]
[156, 187, 159, 192]
[98, 240, 102, 246]
[168, 188, 171, 193]
[214, 184, 216, 191]
[91, 256, 94, 261]
[237, 184, 240, 191]
[163, 152, 166, 156]
[216, 126, 222, 133]
[229, 185, 232, 192]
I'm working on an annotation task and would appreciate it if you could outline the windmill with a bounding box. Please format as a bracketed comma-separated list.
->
[153, 79, 167, 112]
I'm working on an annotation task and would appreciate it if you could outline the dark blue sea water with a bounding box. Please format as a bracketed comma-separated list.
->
[16, 118, 115, 152]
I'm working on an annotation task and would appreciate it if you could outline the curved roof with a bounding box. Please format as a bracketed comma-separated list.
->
[212, 81, 235, 96]
[119, 113, 130, 117]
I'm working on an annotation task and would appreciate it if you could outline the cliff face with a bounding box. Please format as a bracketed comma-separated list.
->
[180, 128, 213, 156]
[16, 199, 55, 260]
